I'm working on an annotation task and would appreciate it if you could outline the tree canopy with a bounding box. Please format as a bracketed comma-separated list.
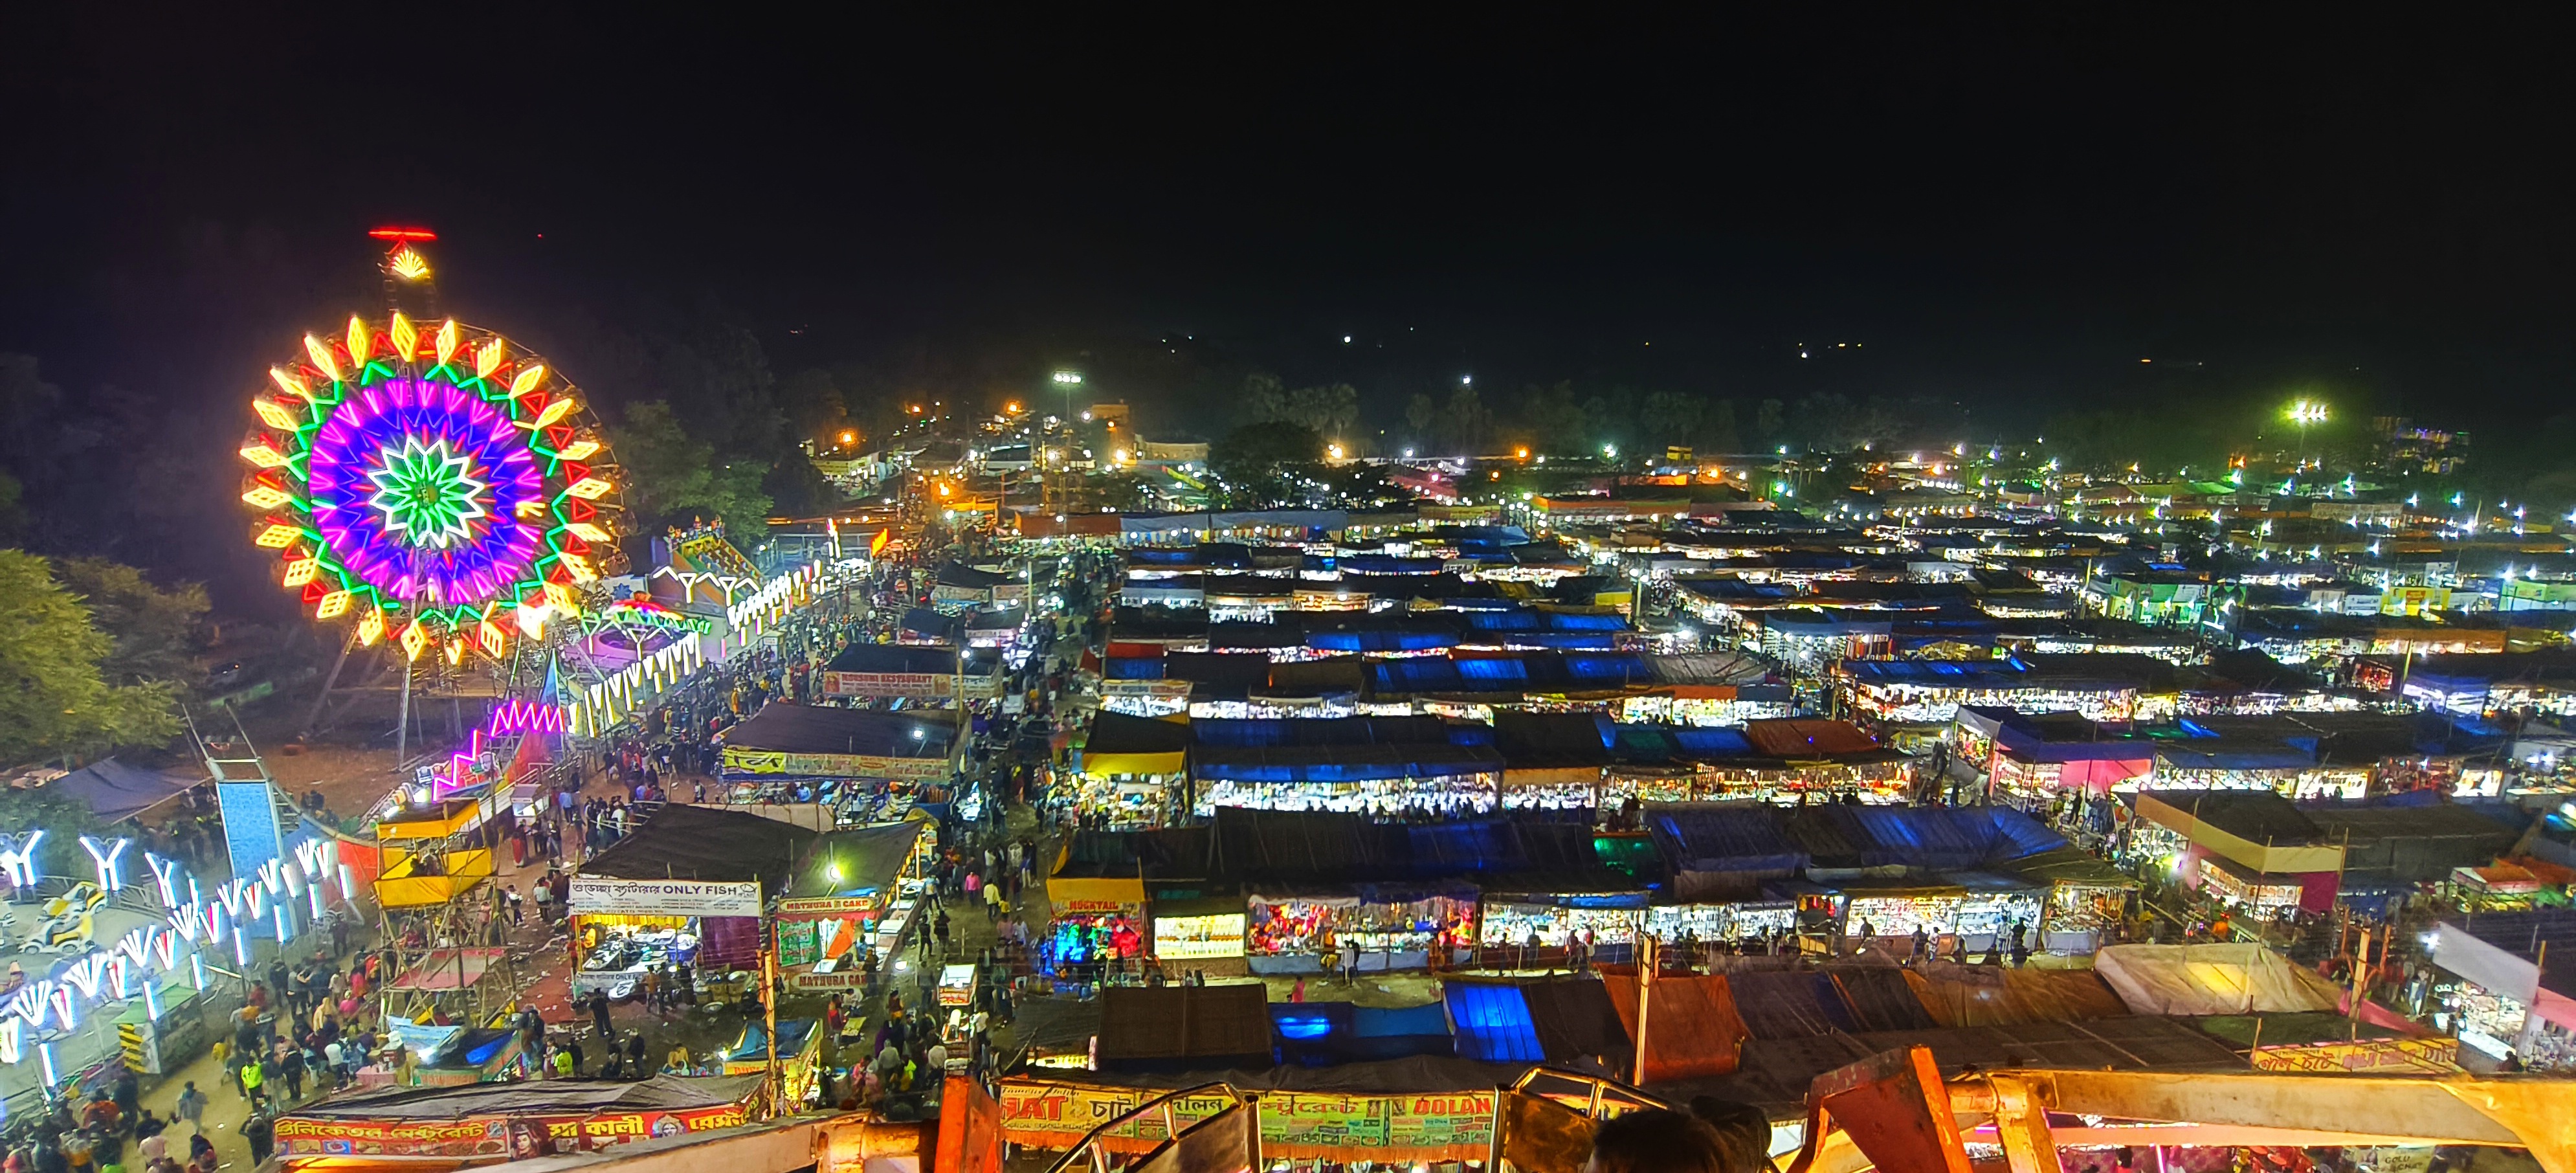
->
[608, 400, 776, 541]
[0, 549, 181, 766]
[1207, 421, 1326, 507]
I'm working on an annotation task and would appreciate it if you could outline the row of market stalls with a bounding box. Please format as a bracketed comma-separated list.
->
[993, 939, 2454, 1165]
[568, 805, 933, 1034]
[1039, 804, 2127, 976]
[1067, 710, 1918, 829]
[1950, 704, 2522, 810]
[2120, 788, 2523, 917]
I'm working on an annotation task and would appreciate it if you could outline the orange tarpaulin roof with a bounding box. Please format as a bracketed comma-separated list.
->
[1601, 970, 1749, 1082]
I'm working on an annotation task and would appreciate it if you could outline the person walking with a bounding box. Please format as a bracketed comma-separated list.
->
[174, 1082, 205, 1136]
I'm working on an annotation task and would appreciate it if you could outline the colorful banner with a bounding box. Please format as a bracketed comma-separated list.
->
[997, 1080, 1494, 1159]
[274, 1103, 752, 1159]
[777, 895, 883, 917]
[820, 670, 1000, 700]
[568, 877, 762, 918]
[721, 747, 949, 780]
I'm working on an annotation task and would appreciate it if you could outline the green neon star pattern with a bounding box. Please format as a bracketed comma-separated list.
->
[366, 436, 491, 549]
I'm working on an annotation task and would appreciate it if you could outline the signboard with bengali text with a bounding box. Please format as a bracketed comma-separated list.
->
[274, 1102, 751, 1159]
[567, 877, 763, 918]
[720, 747, 950, 780]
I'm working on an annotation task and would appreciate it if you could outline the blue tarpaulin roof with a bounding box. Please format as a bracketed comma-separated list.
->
[1355, 1002, 1452, 1039]
[50, 757, 198, 823]
[1824, 806, 2065, 870]
[1647, 806, 1810, 877]
[1446, 984, 1542, 1062]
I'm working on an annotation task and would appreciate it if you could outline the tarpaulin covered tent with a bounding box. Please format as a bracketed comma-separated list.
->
[1095, 983, 1276, 1073]
[1520, 979, 1634, 1072]
[1601, 972, 1749, 1082]
[49, 757, 198, 823]
[580, 805, 819, 891]
[1724, 970, 1865, 1039]
[1082, 711, 1191, 776]
[1206, 807, 1413, 883]
[782, 821, 926, 901]
[1643, 804, 1810, 900]
[717, 703, 957, 776]
[2091, 943, 2346, 1015]
[1903, 965, 2131, 1027]
[1447, 983, 1546, 1063]
[1819, 805, 2066, 871]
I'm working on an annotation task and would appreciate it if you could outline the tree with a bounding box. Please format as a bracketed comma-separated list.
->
[778, 368, 854, 447]
[1703, 399, 1742, 454]
[1754, 399, 1785, 447]
[52, 558, 208, 691]
[1515, 382, 1588, 453]
[1405, 393, 1437, 443]
[0, 549, 181, 766]
[610, 401, 775, 541]
[1441, 386, 1488, 453]
[1639, 392, 1704, 453]
[1208, 421, 1325, 507]
[1283, 384, 1360, 439]
[1241, 376, 1358, 440]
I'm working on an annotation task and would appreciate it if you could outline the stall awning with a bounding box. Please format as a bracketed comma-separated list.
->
[1052, 876, 1148, 917]
[2091, 943, 2345, 1016]
[2135, 791, 2344, 875]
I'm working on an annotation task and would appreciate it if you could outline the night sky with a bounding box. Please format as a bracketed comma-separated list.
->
[7, 10, 2575, 438]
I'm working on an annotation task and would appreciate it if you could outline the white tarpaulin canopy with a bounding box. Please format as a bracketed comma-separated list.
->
[2091, 943, 2346, 1015]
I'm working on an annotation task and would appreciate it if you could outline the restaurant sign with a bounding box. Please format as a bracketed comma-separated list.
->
[567, 877, 763, 918]
[721, 746, 949, 780]
[821, 670, 1001, 699]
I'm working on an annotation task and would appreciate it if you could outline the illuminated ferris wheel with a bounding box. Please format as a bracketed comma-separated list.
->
[238, 303, 623, 667]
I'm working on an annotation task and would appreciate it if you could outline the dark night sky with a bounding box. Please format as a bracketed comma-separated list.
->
[7, 9, 2576, 438]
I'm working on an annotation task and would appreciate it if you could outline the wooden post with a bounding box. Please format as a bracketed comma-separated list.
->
[1633, 933, 1657, 1087]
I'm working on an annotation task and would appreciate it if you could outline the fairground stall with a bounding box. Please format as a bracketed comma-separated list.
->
[1041, 861, 1149, 978]
[1951, 706, 2154, 814]
[568, 806, 819, 997]
[1188, 715, 1505, 819]
[1242, 882, 1478, 974]
[2425, 908, 2576, 1070]
[2126, 790, 2344, 915]
[716, 703, 959, 817]
[2006, 844, 2141, 953]
[716, 1018, 823, 1102]
[1475, 877, 1649, 961]
[775, 820, 936, 995]
[1641, 899, 1799, 948]
[1148, 893, 1249, 966]
[1067, 711, 1190, 829]
[1494, 712, 1614, 814]
[1605, 719, 1915, 807]
[1834, 873, 2045, 952]
[817, 642, 1002, 706]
